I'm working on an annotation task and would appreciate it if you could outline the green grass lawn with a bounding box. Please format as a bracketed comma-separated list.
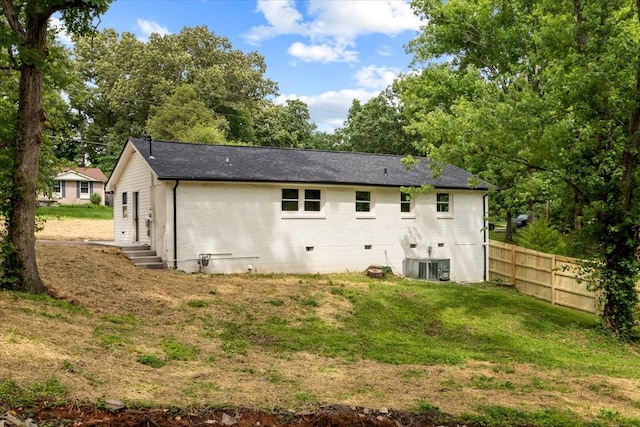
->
[223, 276, 639, 378]
[36, 204, 113, 220]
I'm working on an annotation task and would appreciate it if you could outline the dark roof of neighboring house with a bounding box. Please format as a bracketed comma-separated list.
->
[126, 138, 489, 190]
[58, 167, 108, 182]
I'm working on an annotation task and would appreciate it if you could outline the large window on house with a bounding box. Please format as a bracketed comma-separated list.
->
[355, 191, 371, 212]
[282, 188, 323, 215]
[79, 182, 89, 198]
[53, 181, 61, 195]
[436, 193, 450, 213]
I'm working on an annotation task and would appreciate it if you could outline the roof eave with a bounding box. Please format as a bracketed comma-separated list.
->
[153, 176, 488, 190]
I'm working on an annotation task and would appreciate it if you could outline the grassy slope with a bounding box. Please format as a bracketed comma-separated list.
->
[1, 244, 639, 426]
[36, 204, 114, 220]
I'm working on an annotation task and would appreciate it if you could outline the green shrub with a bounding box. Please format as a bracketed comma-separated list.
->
[518, 219, 567, 255]
[89, 192, 102, 205]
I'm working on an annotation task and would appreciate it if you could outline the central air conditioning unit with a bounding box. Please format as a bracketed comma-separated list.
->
[403, 258, 450, 281]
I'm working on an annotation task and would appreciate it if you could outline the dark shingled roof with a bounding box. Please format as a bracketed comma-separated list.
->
[129, 138, 489, 190]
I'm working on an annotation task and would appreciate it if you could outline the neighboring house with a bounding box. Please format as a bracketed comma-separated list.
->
[39, 167, 108, 205]
[106, 138, 491, 282]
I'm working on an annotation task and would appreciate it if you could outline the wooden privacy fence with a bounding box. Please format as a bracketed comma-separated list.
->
[489, 240, 599, 313]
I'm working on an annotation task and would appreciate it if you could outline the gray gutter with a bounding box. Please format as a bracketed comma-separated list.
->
[173, 180, 179, 269]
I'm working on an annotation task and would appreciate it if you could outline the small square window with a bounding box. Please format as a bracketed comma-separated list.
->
[436, 193, 450, 213]
[356, 191, 371, 212]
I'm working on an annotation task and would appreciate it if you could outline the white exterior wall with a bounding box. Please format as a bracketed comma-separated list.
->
[111, 152, 154, 246]
[167, 181, 487, 282]
[153, 180, 168, 261]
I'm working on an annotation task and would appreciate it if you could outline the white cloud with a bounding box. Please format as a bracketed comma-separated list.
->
[136, 19, 171, 41]
[246, 0, 304, 43]
[49, 17, 73, 47]
[288, 41, 358, 63]
[246, 0, 421, 63]
[305, 0, 421, 38]
[276, 88, 380, 132]
[355, 65, 401, 89]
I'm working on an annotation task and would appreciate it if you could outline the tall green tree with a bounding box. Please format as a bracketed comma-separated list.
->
[397, 64, 550, 241]
[0, 0, 112, 293]
[403, 0, 640, 338]
[146, 84, 227, 144]
[253, 99, 317, 148]
[338, 87, 419, 155]
[69, 26, 278, 171]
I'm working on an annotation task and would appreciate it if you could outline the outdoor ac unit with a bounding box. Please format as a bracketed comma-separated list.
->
[403, 258, 450, 281]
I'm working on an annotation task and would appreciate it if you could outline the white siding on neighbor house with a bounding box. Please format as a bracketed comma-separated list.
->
[111, 152, 153, 246]
[166, 181, 486, 281]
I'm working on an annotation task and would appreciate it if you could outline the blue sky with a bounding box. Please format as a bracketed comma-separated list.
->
[57, 0, 423, 132]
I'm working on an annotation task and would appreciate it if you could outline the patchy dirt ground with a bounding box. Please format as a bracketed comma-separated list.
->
[8, 404, 463, 426]
[36, 217, 114, 241]
[1, 219, 638, 426]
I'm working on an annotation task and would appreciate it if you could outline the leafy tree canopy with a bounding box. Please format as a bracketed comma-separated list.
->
[146, 84, 227, 143]
[403, 0, 640, 338]
[338, 87, 420, 155]
[68, 25, 278, 171]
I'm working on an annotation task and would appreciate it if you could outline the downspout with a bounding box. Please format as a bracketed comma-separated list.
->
[483, 193, 488, 281]
[173, 180, 180, 269]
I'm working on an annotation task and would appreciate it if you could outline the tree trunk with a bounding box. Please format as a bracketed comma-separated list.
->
[5, 16, 49, 294]
[505, 211, 514, 242]
[9, 64, 47, 294]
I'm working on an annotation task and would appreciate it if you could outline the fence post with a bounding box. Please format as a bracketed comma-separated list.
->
[551, 254, 556, 306]
[511, 244, 517, 286]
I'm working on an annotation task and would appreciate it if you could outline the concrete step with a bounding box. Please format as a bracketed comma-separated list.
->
[119, 244, 166, 269]
[121, 244, 150, 252]
[129, 255, 162, 264]
[125, 250, 156, 257]
[135, 262, 167, 270]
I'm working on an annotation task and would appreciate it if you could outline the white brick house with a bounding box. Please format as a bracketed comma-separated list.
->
[106, 138, 490, 282]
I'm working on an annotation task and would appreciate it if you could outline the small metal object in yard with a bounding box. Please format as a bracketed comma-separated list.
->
[367, 268, 383, 278]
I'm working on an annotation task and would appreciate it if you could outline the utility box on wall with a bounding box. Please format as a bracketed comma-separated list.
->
[403, 258, 451, 281]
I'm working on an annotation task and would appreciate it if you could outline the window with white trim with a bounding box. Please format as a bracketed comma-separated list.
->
[79, 182, 90, 198]
[282, 188, 323, 214]
[401, 192, 412, 213]
[52, 181, 61, 198]
[282, 188, 299, 211]
[355, 191, 371, 212]
[303, 189, 321, 212]
[436, 193, 451, 213]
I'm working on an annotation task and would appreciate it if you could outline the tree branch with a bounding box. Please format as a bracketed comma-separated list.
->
[1, 0, 25, 39]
